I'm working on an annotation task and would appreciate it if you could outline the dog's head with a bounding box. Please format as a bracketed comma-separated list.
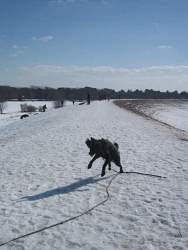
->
[85, 137, 98, 156]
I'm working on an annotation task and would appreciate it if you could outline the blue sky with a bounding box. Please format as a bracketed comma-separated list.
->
[0, 0, 188, 90]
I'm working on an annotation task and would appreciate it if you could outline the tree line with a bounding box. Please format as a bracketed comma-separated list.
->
[0, 85, 188, 101]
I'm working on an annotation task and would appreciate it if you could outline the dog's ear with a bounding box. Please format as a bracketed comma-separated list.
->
[86, 138, 90, 143]
[85, 138, 91, 147]
[114, 142, 119, 149]
[90, 137, 95, 141]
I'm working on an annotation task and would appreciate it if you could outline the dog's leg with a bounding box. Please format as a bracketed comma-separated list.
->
[101, 159, 109, 177]
[108, 162, 111, 171]
[88, 154, 100, 169]
[117, 163, 124, 173]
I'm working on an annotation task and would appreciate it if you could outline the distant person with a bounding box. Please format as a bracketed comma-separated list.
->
[42, 104, 47, 112]
[61, 100, 64, 106]
[87, 93, 91, 105]
[72, 100, 75, 105]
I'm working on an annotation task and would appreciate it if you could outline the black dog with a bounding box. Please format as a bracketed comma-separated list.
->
[20, 114, 29, 119]
[86, 137, 124, 177]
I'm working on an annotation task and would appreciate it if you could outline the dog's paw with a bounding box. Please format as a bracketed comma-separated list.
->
[88, 164, 92, 169]
[119, 169, 124, 173]
[101, 172, 106, 177]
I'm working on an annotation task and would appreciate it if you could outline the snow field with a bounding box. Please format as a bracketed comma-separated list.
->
[139, 100, 188, 133]
[0, 101, 54, 128]
[0, 101, 188, 249]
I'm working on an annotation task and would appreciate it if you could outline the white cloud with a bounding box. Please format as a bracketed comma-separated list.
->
[158, 45, 173, 49]
[10, 44, 27, 57]
[32, 35, 54, 43]
[12, 45, 18, 49]
[12, 45, 28, 49]
[19, 64, 188, 91]
[21, 64, 188, 74]
[49, 0, 107, 5]
[48, 0, 78, 5]
[10, 50, 24, 57]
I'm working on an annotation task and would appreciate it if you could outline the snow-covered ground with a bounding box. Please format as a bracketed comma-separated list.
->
[0, 101, 62, 128]
[138, 100, 188, 133]
[4, 101, 54, 114]
[0, 101, 188, 250]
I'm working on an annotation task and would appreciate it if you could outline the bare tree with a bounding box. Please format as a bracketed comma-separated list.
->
[53, 100, 64, 109]
[20, 103, 37, 112]
[0, 101, 7, 114]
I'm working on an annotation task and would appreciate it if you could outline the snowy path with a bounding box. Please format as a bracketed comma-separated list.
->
[0, 101, 188, 250]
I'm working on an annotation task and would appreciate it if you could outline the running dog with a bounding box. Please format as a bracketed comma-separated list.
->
[20, 114, 29, 119]
[85, 137, 124, 177]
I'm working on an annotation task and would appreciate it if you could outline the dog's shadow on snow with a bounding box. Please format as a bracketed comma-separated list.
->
[19, 174, 114, 202]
